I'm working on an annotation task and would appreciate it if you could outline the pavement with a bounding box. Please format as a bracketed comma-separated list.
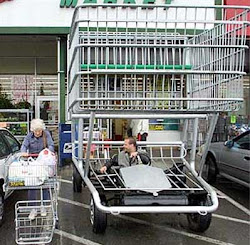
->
[0, 163, 249, 245]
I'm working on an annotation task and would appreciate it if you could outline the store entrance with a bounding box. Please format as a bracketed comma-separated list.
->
[0, 35, 58, 143]
[35, 95, 59, 145]
[35, 96, 58, 125]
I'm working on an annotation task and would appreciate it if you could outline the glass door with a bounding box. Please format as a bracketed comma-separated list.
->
[35, 96, 58, 125]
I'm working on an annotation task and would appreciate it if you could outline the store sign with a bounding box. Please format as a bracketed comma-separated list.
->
[60, 0, 78, 7]
[60, 0, 172, 8]
[63, 143, 72, 153]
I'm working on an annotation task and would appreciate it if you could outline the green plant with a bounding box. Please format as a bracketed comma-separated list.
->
[15, 100, 31, 109]
[0, 86, 15, 109]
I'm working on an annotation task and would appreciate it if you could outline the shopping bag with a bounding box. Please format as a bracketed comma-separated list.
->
[8, 157, 45, 186]
[36, 148, 56, 177]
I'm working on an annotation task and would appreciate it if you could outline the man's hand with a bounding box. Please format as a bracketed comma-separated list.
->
[100, 166, 107, 173]
[130, 152, 138, 158]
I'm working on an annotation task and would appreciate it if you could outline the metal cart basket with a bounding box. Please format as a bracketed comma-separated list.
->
[67, 4, 249, 233]
[4, 154, 58, 244]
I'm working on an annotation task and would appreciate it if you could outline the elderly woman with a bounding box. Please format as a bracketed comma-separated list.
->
[21, 118, 54, 220]
[21, 118, 54, 154]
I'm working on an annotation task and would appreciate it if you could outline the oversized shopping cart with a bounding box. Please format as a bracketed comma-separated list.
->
[4, 153, 59, 244]
[73, 127, 102, 192]
[68, 4, 249, 233]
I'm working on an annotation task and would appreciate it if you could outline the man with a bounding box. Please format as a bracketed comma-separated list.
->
[100, 137, 150, 173]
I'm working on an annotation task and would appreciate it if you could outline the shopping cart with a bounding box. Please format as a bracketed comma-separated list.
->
[73, 127, 102, 192]
[4, 154, 59, 244]
[67, 4, 249, 233]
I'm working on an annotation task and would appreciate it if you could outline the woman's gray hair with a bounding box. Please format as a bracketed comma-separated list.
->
[30, 119, 46, 132]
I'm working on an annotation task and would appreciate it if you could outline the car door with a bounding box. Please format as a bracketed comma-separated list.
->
[0, 131, 11, 181]
[219, 131, 250, 184]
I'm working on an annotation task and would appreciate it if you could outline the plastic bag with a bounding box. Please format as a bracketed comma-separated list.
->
[8, 158, 46, 186]
[36, 148, 56, 177]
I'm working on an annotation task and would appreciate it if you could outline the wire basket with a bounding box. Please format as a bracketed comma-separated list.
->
[68, 4, 249, 113]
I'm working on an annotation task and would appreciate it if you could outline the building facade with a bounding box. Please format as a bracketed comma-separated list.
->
[0, 0, 249, 142]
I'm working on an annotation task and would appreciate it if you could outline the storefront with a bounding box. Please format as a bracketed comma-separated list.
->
[0, 0, 248, 143]
[0, 0, 70, 142]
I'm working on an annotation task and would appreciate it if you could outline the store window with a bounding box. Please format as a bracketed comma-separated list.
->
[36, 96, 58, 125]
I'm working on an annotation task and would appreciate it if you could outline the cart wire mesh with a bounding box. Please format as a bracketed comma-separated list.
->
[86, 142, 205, 193]
[68, 4, 249, 113]
[15, 199, 55, 245]
[4, 155, 59, 245]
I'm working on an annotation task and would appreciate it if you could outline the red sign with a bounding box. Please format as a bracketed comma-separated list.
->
[0, 0, 12, 3]
[225, 0, 250, 36]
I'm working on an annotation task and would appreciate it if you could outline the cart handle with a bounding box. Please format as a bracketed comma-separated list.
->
[20, 153, 39, 157]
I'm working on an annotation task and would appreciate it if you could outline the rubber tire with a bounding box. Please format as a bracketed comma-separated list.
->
[73, 167, 82, 193]
[55, 219, 59, 229]
[203, 156, 217, 184]
[0, 194, 4, 227]
[187, 198, 212, 233]
[90, 196, 107, 234]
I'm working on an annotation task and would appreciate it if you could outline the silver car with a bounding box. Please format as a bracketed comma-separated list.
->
[0, 128, 21, 226]
[203, 130, 250, 188]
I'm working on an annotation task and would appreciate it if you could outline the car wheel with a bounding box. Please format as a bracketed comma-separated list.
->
[90, 195, 107, 234]
[203, 156, 217, 184]
[73, 167, 82, 193]
[187, 197, 212, 232]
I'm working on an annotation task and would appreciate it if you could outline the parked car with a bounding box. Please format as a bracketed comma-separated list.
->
[203, 130, 250, 188]
[0, 128, 21, 225]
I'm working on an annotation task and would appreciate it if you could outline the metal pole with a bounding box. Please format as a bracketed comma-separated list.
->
[84, 111, 95, 177]
[34, 58, 37, 116]
[190, 117, 199, 170]
[71, 119, 76, 161]
[78, 118, 84, 172]
[182, 119, 189, 148]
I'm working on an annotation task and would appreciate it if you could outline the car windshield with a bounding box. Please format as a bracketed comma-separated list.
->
[0, 133, 10, 158]
[234, 131, 250, 150]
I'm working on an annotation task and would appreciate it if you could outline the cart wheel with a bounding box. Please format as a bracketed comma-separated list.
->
[73, 167, 82, 193]
[203, 156, 217, 184]
[55, 219, 59, 229]
[0, 193, 4, 226]
[90, 195, 107, 234]
[187, 198, 212, 232]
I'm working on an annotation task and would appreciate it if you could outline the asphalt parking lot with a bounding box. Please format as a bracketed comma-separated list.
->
[0, 164, 249, 245]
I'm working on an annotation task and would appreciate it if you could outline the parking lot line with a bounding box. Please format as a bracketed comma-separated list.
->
[59, 178, 250, 217]
[117, 214, 235, 245]
[54, 229, 102, 245]
[217, 195, 227, 199]
[58, 196, 89, 209]
[214, 187, 250, 216]
[58, 195, 249, 226]
[212, 214, 250, 225]
[59, 178, 72, 184]
[58, 197, 236, 245]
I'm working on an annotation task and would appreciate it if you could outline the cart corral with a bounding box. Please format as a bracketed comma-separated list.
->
[67, 4, 249, 234]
